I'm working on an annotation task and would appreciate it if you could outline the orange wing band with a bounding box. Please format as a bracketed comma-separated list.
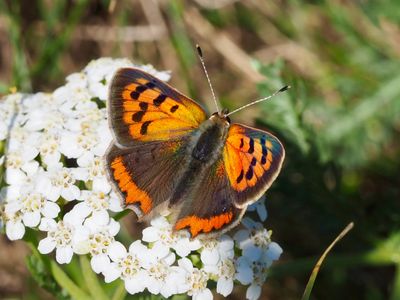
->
[174, 212, 234, 237]
[110, 156, 152, 214]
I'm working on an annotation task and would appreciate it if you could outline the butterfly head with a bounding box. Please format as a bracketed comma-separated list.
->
[211, 108, 231, 127]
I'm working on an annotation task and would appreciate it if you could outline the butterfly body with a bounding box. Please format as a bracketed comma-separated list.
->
[169, 114, 229, 207]
[106, 68, 285, 237]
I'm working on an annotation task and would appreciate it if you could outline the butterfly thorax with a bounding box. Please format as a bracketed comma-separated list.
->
[190, 113, 230, 164]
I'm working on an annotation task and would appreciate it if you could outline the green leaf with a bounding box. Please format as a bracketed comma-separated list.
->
[26, 254, 71, 300]
[255, 60, 310, 153]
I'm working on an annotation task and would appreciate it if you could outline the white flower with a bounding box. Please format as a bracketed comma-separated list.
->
[234, 217, 275, 262]
[38, 212, 86, 264]
[239, 256, 271, 300]
[234, 219, 283, 300]
[5, 190, 60, 229]
[76, 156, 113, 194]
[102, 241, 149, 295]
[179, 258, 213, 300]
[59, 130, 98, 160]
[73, 218, 120, 274]
[5, 148, 39, 185]
[247, 196, 268, 221]
[74, 189, 121, 218]
[141, 243, 180, 298]
[36, 164, 81, 202]
[0, 93, 21, 141]
[202, 236, 235, 297]
[84, 58, 134, 100]
[4, 210, 25, 240]
[38, 130, 62, 167]
[200, 234, 234, 266]
[142, 216, 201, 257]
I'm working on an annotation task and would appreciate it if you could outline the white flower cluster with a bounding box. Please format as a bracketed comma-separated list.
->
[0, 58, 282, 299]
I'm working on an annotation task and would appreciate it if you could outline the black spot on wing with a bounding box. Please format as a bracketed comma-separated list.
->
[132, 111, 145, 122]
[246, 167, 253, 180]
[251, 157, 257, 166]
[140, 121, 151, 135]
[153, 94, 167, 106]
[260, 137, 268, 165]
[170, 105, 179, 113]
[130, 91, 140, 100]
[135, 85, 147, 93]
[260, 137, 267, 156]
[248, 138, 254, 154]
[261, 155, 267, 165]
[236, 170, 244, 183]
[145, 81, 156, 89]
[239, 138, 244, 148]
[139, 102, 148, 111]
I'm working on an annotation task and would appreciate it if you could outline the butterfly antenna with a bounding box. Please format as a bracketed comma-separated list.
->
[226, 85, 290, 117]
[196, 44, 220, 114]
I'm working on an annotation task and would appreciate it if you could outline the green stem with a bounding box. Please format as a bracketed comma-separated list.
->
[79, 255, 109, 300]
[111, 281, 127, 300]
[50, 260, 91, 300]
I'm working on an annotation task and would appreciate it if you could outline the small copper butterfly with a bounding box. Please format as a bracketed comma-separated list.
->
[106, 49, 287, 237]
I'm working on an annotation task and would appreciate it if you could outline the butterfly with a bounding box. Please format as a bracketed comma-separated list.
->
[105, 65, 286, 238]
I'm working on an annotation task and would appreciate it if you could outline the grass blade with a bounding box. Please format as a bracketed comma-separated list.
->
[302, 222, 354, 300]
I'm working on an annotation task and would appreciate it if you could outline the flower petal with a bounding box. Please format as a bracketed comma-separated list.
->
[23, 211, 41, 227]
[6, 220, 25, 240]
[56, 246, 74, 264]
[217, 277, 234, 297]
[91, 254, 110, 274]
[246, 283, 262, 300]
[38, 237, 56, 254]
[42, 201, 60, 218]
[108, 241, 127, 261]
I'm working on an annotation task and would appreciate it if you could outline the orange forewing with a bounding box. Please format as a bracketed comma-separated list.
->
[109, 68, 207, 146]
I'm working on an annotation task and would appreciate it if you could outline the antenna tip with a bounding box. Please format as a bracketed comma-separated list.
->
[196, 44, 203, 57]
[278, 85, 290, 92]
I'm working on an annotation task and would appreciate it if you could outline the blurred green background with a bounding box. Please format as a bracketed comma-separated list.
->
[0, 0, 400, 299]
